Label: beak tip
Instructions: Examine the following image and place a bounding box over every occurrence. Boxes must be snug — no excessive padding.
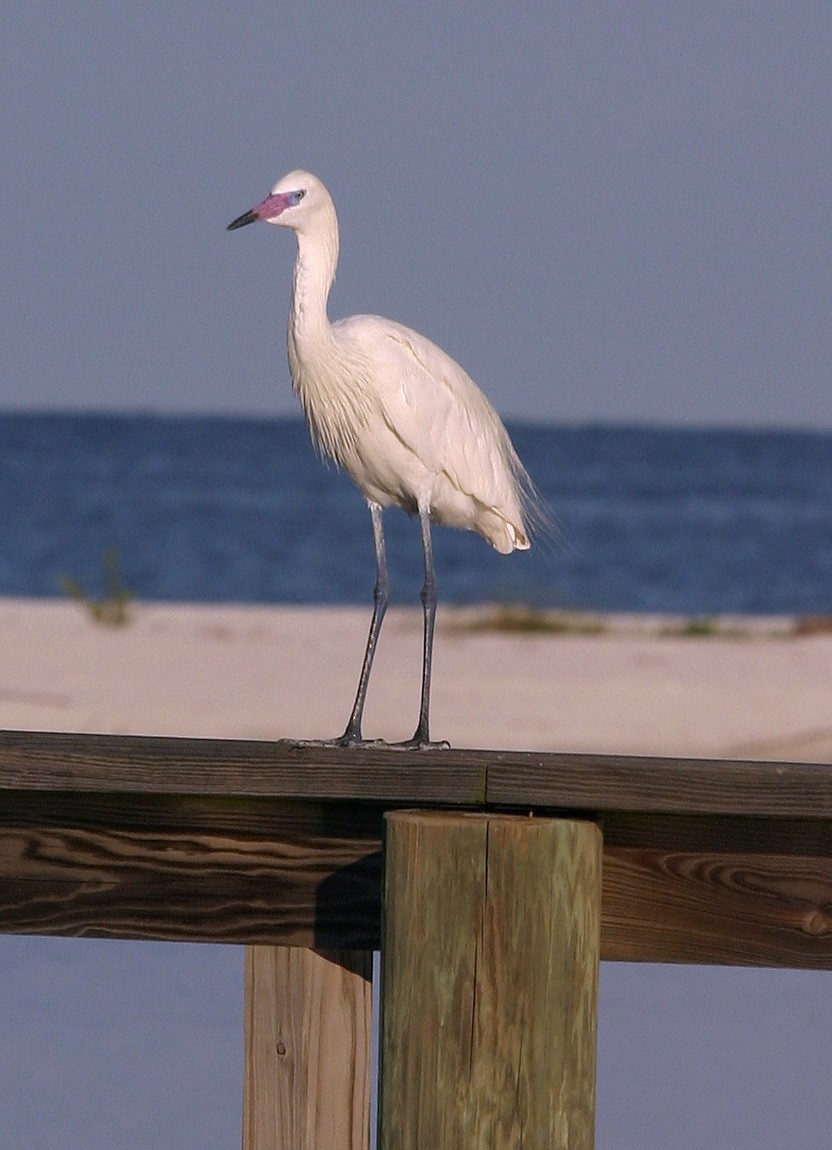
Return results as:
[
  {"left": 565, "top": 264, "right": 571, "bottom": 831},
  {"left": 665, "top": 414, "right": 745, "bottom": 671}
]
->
[{"left": 227, "top": 209, "right": 259, "bottom": 232}]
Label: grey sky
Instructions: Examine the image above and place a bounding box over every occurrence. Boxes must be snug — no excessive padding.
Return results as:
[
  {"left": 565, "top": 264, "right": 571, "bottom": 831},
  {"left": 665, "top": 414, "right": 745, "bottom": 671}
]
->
[{"left": 2, "top": 3, "right": 830, "bottom": 426}]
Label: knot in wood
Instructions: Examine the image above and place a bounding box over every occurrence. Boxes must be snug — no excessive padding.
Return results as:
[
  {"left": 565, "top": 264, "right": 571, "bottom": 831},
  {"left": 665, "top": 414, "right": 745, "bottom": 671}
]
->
[{"left": 802, "top": 909, "right": 832, "bottom": 937}]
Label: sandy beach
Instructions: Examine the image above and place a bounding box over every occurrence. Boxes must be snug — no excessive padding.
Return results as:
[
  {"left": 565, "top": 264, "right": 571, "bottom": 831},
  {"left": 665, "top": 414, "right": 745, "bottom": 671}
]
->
[{"left": 2, "top": 596, "right": 830, "bottom": 762}]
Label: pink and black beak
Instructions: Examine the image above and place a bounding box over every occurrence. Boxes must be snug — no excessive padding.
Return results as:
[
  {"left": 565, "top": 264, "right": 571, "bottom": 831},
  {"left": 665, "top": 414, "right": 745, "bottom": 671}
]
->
[
  {"left": 227, "top": 189, "right": 305, "bottom": 231},
  {"left": 226, "top": 206, "right": 259, "bottom": 231}
]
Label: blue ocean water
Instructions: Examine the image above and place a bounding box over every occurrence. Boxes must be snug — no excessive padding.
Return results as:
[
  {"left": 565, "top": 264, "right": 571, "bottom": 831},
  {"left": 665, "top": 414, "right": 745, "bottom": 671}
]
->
[{"left": 2, "top": 412, "right": 831, "bottom": 614}]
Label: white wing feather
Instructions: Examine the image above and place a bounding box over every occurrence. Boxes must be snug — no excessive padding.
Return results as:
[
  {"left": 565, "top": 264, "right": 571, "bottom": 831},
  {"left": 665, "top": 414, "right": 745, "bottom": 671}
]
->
[{"left": 333, "top": 314, "right": 532, "bottom": 552}]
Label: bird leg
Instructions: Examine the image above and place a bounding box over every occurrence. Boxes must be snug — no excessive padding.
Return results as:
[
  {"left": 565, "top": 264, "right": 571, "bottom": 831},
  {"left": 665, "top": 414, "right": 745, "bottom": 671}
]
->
[
  {"left": 338, "top": 501, "right": 389, "bottom": 745},
  {"left": 399, "top": 506, "right": 448, "bottom": 750}
]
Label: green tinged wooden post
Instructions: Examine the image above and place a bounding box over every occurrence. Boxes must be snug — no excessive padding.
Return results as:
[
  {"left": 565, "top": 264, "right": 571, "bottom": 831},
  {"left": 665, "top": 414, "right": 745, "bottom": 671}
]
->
[
  {"left": 379, "top": 811, "right": 602, "bottom": 1149},
  {"left": 243, "top": 946, "right": 372, "bottom": 1150}
]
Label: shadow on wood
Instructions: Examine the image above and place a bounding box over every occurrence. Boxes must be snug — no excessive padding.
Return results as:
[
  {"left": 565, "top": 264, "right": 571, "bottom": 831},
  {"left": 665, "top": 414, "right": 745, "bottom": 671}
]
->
[{"left": 314, "top": 850, "right": 383, "bottom": 954}]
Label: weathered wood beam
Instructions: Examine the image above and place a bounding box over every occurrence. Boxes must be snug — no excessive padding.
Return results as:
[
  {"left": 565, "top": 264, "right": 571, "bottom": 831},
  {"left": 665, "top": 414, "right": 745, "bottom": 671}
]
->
[
  {"left": 0, "top": 817, "right": 380, "bottom": 947},
  {"left": 487, "top": 752, "right": 832, "bottom": 817},
  {"left": 3, "top": 731, "right": 832, "bottom": 819},
  {"left": 2, "top": 809, "right": 831, "bottom": 967},
  {"left": 0, "top": 730, "right": 487, "bottom": 804}
]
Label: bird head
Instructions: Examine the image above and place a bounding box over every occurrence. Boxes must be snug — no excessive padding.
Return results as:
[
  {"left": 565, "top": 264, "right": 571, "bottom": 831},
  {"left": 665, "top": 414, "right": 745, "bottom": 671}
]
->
[{"left": 227, "top": 170, "right": 332, "bottom": 235}]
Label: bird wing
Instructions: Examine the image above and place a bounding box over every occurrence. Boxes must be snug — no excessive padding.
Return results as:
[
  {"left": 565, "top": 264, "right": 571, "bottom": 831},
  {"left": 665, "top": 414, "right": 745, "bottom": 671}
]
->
[{"left": 334, "top": 314, "right": 524, "bottom": 510}]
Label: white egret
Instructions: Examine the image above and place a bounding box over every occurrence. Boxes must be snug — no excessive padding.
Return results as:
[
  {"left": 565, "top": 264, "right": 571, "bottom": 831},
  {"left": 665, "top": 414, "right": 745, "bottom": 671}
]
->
[{"left": 228, "top": 170, "right": 536, "bottom": 747}]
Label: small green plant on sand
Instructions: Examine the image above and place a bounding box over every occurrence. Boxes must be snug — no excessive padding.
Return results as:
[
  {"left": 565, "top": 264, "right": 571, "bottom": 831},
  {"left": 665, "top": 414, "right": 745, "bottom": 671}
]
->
[
  {"left": 60, "top": 546, "right": 132, "bottom": 626},
  {"left": 460, "top": 603, "right": 606, "bottom": 635},
  {"left": 678, "top": 616, "right": 718, "bottom": 637}
]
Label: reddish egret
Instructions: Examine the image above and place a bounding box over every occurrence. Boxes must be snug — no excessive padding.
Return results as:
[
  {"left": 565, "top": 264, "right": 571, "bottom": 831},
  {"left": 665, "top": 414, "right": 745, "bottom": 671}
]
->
[{"left": 228, "top": 170, "right": 535, "bottom": 747}]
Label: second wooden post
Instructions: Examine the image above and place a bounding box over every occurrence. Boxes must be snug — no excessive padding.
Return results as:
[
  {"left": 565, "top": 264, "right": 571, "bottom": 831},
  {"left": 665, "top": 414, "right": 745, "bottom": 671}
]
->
[
  {"left": 243, "top": 946, "right": 372, "bottom": 1150},
  {"left": 379, "top": 811, "right": 602, "bottom": 1149}
]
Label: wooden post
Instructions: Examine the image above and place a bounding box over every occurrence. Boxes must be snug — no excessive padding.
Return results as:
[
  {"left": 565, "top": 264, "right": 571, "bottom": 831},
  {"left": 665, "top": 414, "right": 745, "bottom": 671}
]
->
[
  {"left": 379, "top": 811, "right": 602, "bottom": 1149},
  {"left": 243, "top": 946, "right": 372, "bottom": 1150}
]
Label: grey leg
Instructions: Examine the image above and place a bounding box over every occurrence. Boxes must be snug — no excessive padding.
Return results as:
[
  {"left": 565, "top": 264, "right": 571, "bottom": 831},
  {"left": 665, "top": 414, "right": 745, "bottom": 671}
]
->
[
  {"left": 339, "top": 501, "right": 389, "bottom": 745},
  {"left": 408, "top": 506, "right": 440, "bottom": 747}
]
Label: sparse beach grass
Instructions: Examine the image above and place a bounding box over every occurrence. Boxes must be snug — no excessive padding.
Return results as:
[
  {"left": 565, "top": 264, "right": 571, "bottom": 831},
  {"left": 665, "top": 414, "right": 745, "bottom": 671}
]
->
[
  {"left": 449, "top": 602, "right": 805, "bottom": 639},
  {"left": 60, "top": 546, "right": 132, "bottom": 626},
  {"left": 451, "top": 603, "right": 607, "bottom": 636}
]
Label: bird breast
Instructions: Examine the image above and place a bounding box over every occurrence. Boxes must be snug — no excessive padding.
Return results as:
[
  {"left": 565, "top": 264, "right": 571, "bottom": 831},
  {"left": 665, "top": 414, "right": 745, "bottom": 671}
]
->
[{"left": 287, "top": 323, "right": 375, "bottom": 469}]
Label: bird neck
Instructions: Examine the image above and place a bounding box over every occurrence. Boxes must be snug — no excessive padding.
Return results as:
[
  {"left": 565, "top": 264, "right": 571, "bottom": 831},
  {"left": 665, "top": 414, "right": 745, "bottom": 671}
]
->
[
  {"left": 289, "top": 213, "right": 340, "bottom": 347},
  {"left": 286, "top": 208, "right": 371, "bottom": 466}
]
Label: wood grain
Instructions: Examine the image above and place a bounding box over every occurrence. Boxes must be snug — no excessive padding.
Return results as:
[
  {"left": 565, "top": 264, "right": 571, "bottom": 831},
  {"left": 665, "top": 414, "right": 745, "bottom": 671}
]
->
[
  {"left": 243, "top": 947, "right": 372, "bottom": 1150},
  {"left": 486, "top": 752, "right": 832, "bottom": 817},
  {"left": 602, "top": 847, "right": 832, "bottom": 967},
  {"left": 0, "top": 822, "right": 380, "bottom": 946},
  {"left": 379, "top": 812, "right": 602, "bottom": 1149}
]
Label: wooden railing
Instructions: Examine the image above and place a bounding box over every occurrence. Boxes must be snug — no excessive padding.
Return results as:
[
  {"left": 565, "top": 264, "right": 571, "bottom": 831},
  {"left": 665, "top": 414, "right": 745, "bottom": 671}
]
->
[{"left": 2, "top": 730, "right": 832, "bottom": 1146}]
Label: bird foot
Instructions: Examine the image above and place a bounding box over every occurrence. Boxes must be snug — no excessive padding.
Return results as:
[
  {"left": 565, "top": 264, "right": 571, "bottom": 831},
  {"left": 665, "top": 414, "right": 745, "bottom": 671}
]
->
[
  {"left": 275, "top": 737, "right": 334, "bottom": 748},
  {"left": 334, "top": 734, "right": 390, "bottom": 749},
  {"left": 385, "top": 737, "right": 451, "bottom": 751},
  {"left": 275, "top": 735, "right": 387, "bottom": 749}
]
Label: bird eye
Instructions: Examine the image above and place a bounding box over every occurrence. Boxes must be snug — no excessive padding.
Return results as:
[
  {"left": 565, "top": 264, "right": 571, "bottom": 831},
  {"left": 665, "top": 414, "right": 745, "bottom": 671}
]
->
[{"left": 286, "top": 190, "right": 305, "bottom": 206}]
